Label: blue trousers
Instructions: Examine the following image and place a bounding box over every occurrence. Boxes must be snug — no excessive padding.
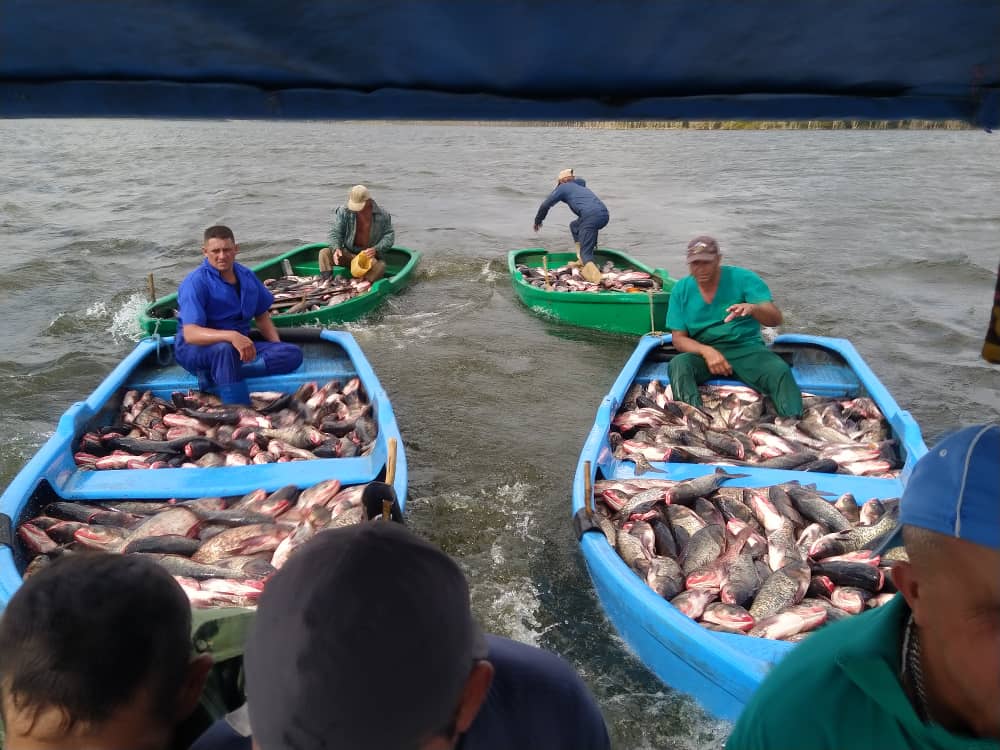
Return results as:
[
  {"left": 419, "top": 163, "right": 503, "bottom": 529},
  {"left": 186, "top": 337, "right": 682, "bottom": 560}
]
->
[
  {"left": 569, "top": 209, "right": 610, "bottom": 263},
  {"left": 175, "top": 340, "right": 303, "bottom": 386}
]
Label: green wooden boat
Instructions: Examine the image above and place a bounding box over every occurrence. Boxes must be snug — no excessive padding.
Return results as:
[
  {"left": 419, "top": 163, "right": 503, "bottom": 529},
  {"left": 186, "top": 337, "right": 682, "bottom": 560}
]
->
[
  {"left": 138, "top": 243, "right": 422, "bottom": 336},
  {"left": 508, "top": 248, "right": 676, "bottom": 336}
]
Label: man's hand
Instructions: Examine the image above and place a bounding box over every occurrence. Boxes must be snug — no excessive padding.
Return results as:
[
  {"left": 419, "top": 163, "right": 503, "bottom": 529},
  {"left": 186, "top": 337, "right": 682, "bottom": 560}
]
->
[
  {"left": 702, "top": 346, "right": 732, "bottom": 376},
  {"left": 363, "top": 248, "right": 377, "bottom": 259},
  {"left": 332, "top": 248, "right": 344, "bottom": 264},
  {"left": 724, "top": 303, "right": 756, "bottom": 323},
  {"left": 533, "top": 224, "right": 541, "bottom": 232},
  {"left": 230, "top": 332, "right": 256, "bottom": 362}
]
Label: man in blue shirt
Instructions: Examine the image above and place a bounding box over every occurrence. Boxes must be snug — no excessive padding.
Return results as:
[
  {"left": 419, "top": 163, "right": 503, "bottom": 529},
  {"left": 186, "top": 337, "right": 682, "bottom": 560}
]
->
[
  {"left": 174, "top": 226, "right": 303, "bottom": 404},
  {"left": 533, "top": 168, "right": 610, "bottom": 284},
  {"left": 191, "top": 522, "right": 611, "bottom": 750}
]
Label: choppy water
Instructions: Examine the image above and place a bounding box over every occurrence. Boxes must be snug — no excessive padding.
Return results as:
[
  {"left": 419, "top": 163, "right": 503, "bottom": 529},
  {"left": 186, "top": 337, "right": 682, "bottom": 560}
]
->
[{"left": 1, "top": 120, "right": 998, "bottom": 749}]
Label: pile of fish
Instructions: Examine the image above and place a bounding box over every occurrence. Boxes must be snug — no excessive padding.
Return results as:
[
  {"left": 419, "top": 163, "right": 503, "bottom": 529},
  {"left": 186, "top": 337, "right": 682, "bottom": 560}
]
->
[
  {"left": 17, "top": 480, "right": 375, "bottom": 608},
  {"left": 73, "top": 379, "right": 377, "bottom": 470},
  {"left": 517, "top": 261, "right": 663, "bottom": 293},
  {"left": 611, "top": 382, "right": 901, "bottom": 478},
  {"left": 263, "top": 273, "right": 372, "bottom": 315},
  {"left": 593, "top": 470, "right": 904, "bottom": 640}
]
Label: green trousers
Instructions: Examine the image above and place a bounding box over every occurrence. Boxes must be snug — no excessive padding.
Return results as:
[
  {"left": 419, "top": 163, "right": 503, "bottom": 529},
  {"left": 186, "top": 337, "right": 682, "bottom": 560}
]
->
[{"left": 668, "top": 345, "right": 804, "bottom": 417}]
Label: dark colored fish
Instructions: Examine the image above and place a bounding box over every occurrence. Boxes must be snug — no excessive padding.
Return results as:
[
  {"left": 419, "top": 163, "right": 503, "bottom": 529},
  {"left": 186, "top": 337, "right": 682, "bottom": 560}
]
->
[
  {"left": 811, "top": 560, "right": 884, "bottom": 593},
  {"left": 748, "top": 561, "right": 811, "bottom": 620},
  {"left": 785, "top": 485, "right": 853, "bottom": 532},
  {"left": 666, "top": 468, "right": 748, "bottom": 506},
  {"left": 123, "top": 535, "right": 202, "bottom": 556},
  {"left": 646, "top": 555, "right": 685, "bottom": 599},
  {"left": 681, "top": 524, "right": 726, "bottom": 575}
]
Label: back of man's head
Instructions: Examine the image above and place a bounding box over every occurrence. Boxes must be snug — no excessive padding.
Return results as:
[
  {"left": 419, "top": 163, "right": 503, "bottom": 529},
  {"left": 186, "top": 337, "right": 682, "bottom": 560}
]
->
[
  {"left": 203, "top": 225, "right": 235, "bottom": 243},
  {"left": 245, "top": 522, "right": 489, "bottom": 750},
  {"left": 0, "top": 552, "right": 195, "bottom": 746}
]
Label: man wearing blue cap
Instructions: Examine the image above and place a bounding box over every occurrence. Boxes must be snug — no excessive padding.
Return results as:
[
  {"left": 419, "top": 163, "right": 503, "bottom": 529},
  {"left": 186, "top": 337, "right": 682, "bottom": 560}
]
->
[{"left": 726, "top": 423, "right": 1000, "bottom": 749}]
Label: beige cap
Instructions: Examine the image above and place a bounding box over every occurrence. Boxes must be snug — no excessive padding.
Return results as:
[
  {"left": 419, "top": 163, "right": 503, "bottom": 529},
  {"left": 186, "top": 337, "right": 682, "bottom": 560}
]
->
[
  {"left": 686, "top": 235, "right": 721, "bottom": 262},
  {"left": 557, "top": 168, "right": 574, "bottom": 182},
  {"left": 347, "top": 185, "right": 370, "bottom": 212}
]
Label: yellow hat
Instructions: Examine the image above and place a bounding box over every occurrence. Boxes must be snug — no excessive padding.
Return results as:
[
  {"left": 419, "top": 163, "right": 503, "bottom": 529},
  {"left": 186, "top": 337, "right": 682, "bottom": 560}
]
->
[{"left": 351, "top": 252, "right": 372, "bottom": 278}]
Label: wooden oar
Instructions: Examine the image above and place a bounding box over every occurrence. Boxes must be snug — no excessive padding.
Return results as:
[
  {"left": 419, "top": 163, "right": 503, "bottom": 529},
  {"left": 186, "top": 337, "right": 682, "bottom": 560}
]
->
[
  {"left": 146, "top": 273, "right": 157, "bottom": 303},
  {"left": 386, "top": 437, "right": 398, "bottom": 485},
  {"left": 584, "top": 460, "right": 593, "bottom": 519},
  {"left": 542, "top": 256, "right": 551, "bottom": 291},
  {"left": 382, "top": 437, "right": 399, "bottom": 521}
]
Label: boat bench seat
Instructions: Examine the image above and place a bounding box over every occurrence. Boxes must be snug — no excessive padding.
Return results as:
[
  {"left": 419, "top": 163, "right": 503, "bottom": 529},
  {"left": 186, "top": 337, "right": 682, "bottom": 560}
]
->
[{"left": 633, "top": 360, "right": 862, "bottom": 400}]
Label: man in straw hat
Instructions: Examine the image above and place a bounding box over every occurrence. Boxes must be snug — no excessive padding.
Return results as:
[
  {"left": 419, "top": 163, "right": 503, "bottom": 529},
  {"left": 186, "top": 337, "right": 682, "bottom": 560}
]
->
[
  {"left": 318, "top": 184, "right": 395, "bottom": 284},
  {"left": 191, "top": 522, "right": 611, "bottom": 750},
  {"left": 727, "top": 423, "right": 1000, "bottom": 749},
  {"left": 666, "top": 235, "right": 803, "bottom": 417},
  {"left": 533, "top": 168, "right": 610, "bottom": 284}
]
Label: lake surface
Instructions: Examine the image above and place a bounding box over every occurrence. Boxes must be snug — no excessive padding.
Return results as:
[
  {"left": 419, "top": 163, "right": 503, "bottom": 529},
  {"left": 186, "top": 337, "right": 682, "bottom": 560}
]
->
[{"left": 1, "top": 120, "right": 998, "bottom": 749}]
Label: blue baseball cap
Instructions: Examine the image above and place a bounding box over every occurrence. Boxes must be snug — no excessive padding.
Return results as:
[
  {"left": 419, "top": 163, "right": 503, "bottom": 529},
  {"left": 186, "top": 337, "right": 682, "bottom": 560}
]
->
[{"left": 879, "top": 423, "right": 999, "bottom": 552}]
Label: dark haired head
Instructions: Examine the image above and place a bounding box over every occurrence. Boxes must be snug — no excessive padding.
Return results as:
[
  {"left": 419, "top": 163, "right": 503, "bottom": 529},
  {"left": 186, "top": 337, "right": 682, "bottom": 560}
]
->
[
  {"left": 203, "top": 225, "right": 235, "bottom": 244},
  {"left": 0, "top": 553, "right": 194, "bottom": 738}
]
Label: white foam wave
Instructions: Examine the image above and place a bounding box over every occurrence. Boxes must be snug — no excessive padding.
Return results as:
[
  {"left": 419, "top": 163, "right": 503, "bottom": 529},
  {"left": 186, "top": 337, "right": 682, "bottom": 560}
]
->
[
  {"left": 108, "top": 292, "right": 150, "bottom": 342},
  {"left": 84, "top": 301, "right": 109, "bottom": 318}
]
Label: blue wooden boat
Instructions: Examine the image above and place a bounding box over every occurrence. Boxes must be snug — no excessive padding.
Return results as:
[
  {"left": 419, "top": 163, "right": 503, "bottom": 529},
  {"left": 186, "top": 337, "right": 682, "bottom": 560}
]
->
[
  {"left": 571, "top": 334, "right": 927, "bottom": 721},
  {"left": 0, "top": 328, "right": 407, "bottom": 608}
]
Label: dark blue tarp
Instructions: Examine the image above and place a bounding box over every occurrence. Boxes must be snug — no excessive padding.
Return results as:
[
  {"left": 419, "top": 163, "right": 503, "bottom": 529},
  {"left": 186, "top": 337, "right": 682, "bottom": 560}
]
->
[{"left": 1, "top": 0, "right": 998, "bottom": 126}]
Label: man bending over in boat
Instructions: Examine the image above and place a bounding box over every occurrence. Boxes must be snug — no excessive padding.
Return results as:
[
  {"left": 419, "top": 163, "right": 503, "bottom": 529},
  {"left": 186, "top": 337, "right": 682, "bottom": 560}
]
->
[
  {"left": 175, "top": 225, "right": 303, "bottom": 405},
  {"left": 533, "top": 168, "right": 610, "bottom": 285},
  {"left": 0, "top": 553, "right": 212, "bottom": 750},
  {"left": 318, "top": 184, "right": 395, "bottom": 284},
  {"left": 667, "top": 235, "right": 803, "bottom": 417},
  {"left": 191, "top": 522, "right": 611, "bottom": 750},
  {"left": 726, "top": 424, "right": 1000, "bottom": 750}
]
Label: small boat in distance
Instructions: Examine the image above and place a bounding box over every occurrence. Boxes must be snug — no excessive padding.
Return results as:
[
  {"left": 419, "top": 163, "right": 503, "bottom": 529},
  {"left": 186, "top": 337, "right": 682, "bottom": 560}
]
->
[
  {"left": 139, "top": 243, "right": 422, "bottom": 336},
  {"left": 508, "top": 248, "right": 675, "bottom": 336}
]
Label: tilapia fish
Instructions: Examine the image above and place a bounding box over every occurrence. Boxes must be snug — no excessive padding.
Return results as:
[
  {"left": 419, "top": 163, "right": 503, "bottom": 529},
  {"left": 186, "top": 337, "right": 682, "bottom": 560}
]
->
[
  {"left": 73, "top": 378, "right": 378, "bottom": 471},
  {"left": 516, "top": 262, "right": 663, "bottom": 293},
  {"left": 17, "top": 480, "right": 385, "bottom": 609},
  {"left": 610, "top": 382, "right": 901, "bottom": 478},
  {"left": 593, "top": 476, "right": 900, "bottom": 642}
]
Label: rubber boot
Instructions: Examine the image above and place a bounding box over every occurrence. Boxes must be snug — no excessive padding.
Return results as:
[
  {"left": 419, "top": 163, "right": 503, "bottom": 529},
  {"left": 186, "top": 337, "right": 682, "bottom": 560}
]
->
[
  {"left": 567, "top": 243, "right": 583, "bottom": 268},
  {"left": 581, "top": 261, "right": 603, "bottom": 284},
  {"left": 319, "top": 270, "right": 333, "bottom": 282},
  {"left": 217, "top": 380, "right": 251, "bottom": 405}
]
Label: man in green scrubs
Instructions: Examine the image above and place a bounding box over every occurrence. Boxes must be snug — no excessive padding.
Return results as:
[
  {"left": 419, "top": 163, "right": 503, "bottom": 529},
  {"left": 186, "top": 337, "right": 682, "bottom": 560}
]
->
[
  {"left": 666, "top": 236, "right": 802, "bottom": 417},
  {"left": 726, "top": 423, "right": 1000, "bottom": 750}
]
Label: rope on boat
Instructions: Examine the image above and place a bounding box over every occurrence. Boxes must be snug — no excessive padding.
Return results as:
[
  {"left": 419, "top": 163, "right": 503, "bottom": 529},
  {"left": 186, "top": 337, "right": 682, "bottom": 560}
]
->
[
  {"left": 151, "top": 324, "right": 172, "bottom": 366},
  {"left": 647, "top": 290, "right": 665, "bottom": 336}
]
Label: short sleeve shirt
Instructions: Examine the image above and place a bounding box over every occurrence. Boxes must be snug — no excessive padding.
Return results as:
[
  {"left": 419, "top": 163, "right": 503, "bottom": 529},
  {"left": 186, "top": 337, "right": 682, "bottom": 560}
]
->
[{"left": 666, "top": 265, "right": 773, "bottom": 350}]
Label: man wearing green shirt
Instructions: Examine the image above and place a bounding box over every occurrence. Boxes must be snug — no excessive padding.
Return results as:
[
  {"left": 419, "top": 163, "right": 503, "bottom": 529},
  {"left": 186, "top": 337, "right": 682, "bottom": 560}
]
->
[
  {"left": 726, "top": 423, "right": 1000, "bottom": 750},
  {"left": 666, "top": 236, "right": 803, "bottom": 417}
]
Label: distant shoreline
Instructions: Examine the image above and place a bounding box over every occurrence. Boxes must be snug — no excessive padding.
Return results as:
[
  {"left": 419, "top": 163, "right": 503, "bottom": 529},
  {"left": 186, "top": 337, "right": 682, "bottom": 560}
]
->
[{"left": 397, "top": 119, "right": 972, "bottom": 130}]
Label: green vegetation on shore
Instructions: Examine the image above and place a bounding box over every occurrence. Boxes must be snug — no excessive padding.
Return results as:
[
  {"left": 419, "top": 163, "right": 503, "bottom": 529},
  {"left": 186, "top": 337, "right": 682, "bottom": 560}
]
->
[{"left": 402, "top": 119, "right": 972, "bottom": 130}]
